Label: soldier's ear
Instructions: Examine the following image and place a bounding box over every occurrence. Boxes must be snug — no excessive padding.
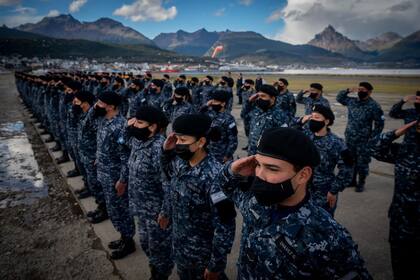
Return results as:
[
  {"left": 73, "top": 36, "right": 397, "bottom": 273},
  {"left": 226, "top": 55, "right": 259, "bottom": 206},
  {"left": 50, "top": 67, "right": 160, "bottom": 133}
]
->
[{"left": 149, "top": 123, "right": 158, "bottom": 134}]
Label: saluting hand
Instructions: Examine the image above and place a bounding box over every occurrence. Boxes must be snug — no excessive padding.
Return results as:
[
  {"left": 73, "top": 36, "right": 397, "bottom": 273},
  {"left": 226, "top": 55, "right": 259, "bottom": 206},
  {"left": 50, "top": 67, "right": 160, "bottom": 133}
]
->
[
  {"left": 163, "top": 132, "right": 177, "bottom": 151},
  {"left": 230, "top": 155, "right": 257, "bottom": 177},
  {"left": 395, "top": 120, "right": 417, "bottom": 137},
  {"left": 127, "top": 118, "right": 136, "bottom": 126},
  {"left": 403, "top": 95, "right": 420, "bottom": 103}
]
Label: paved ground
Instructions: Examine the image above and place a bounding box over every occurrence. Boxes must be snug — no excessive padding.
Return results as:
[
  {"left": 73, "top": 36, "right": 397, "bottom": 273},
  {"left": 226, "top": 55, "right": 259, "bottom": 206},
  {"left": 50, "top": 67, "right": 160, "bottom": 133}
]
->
[{"left": 1, "top": 72, "right": 412, "bottom": 279}]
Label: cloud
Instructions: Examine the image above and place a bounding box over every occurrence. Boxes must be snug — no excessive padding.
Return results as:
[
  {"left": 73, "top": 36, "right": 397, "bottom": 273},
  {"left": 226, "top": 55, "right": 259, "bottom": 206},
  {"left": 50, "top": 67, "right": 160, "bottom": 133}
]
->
[
  {"left": 0, "top": 7, "right": 59, "bottom": 27},
  {"left": 239, "top": 0, "right": 252, "bottom": 6},
  {"left": 214, "top": 7, "right": 226, "bottom": 17},
  {"left": 0, "top": 0, "right": 20, "bottom": 6},
  {"left": 113, "top": 0, "right": 177, "bottom": 22},
  {"left": 273, "top": 0, "right": 420, "bottom": 44},
  {"left": 47, "top": 10, "right": 60, "bottom": 17},
  {"left": 69, "top": 0, "right": 87, "bottom": 13},
  {"left": 266, "top": 8, "right": 282, "bottom": 23}
]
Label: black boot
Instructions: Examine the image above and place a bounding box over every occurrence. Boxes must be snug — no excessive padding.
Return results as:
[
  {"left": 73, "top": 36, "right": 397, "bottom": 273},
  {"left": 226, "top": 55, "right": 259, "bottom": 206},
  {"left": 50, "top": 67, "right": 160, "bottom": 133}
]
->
[
  {"left": 67, "top": 168, "right": 80, "bottom": 177},
  {"left": 150, "top": 265, "right": 170, "bottom": 280},
  {"left": 88, "top": 208, "right": 109, "bottom": 224},
  {"left": 77, "top": 188, "right": 92, "bottom": 199},
  {"left": 51, "top": 143, "right": 61, "bottom": 152},
  {"left": 45, "top": 136, "right": 54, "bottom": 143},
  {"left": 355, "top": 175, "right": 366, "bottom": 193},
  {"left": 56, "top": 152, "right": 70, "bottom": 164},
  {"left": 110, "top": 237, "right": 136, "bottom": 260}
]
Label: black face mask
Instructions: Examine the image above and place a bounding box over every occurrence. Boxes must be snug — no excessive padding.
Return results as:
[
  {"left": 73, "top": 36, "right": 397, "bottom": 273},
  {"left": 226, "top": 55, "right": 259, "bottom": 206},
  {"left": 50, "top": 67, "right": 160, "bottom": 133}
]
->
[
  {"left": 256, "top": 99, "right": 271, "bottom": 111},
  {"left": 308, "top": 119, "right": 326, "bottom": 133},
  {"left": 358, "top": 91, "right": 369, "bottom": 100},
  {"left": 112, "top": 84, "right": 120, "bottom": 90},
  {"left": 210, "top": 104, "right": 223, "bottom": 112},
  {"left": 309, "top": 93, "right": 318, "bottom": 99},
  {"left": 243, "top": 86, "right": 251, "bottom": 90},
  {"left": 174, "top": 97, "right": 184, "bottom": 103},
  {"left": 149, "top": 88, "right": 157, "bottom": 94},
  {"left": 93, "top": 105, "right": 107, "bottom": 117},
  {"left": 64, "top": 94, "right": 74, "bottom": 103},
  {"left": 128, "top": 126, "right": 151, "bottom": 141},
  {"left": 277, "top": 86, "right": 284, "bottom": 92},
  {"left": 175, "top": 143, "right": 195, "bottom": 161},
  {"left": 72, "top": 104, "right": 83, "bottom": 116},
  {"left": 250, "top": 175, "right": 296, "bottom": 206},
  {"left": 204, "top": 81, "right": 210, "bottom": 86},
  {"left": 100, "top": 82, "right": 107, "bottom": 87},
  {"left": 414, "top": 103, "right": 420, "bottom": 113}
]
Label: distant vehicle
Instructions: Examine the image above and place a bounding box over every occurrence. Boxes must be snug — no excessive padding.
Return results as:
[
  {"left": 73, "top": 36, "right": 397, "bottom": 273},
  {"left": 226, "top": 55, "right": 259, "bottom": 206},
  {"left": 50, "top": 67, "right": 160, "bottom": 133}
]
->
[{"left": 160, "top": 65, "right": 180, "bottom": 73}]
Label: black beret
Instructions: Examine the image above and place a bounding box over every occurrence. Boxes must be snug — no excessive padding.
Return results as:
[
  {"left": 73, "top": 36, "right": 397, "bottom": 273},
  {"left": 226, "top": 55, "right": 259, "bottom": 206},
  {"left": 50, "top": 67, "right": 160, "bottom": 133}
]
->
[
  {"left": 244, "top": 79, "right": 255, "bottom": 85},
  {"left": 135, "top": 105, "right": 167, "bottom": 129},
  {"left": 359, "top": 82, "right": 373, "bottom": 91},
  {"left": 278, "top": 78, "right": 289, "bottom": 86},
  {"left": 74, "top": 91, "right": 95, "bottom": 105},
  {"left": 206, "top": 75, "right": 214, "bottom": 81},
  {"left": 221, "top": 76, "right": 229, "bottom": 82},
  {"left": 209, "top": 89, "right": 229, "bottom": 102},
  {"left": 98, "top": 91, "right": 121, "bottom": 106},
  {"left": 191, "top": 77, "right": 199, "bottom": 83},
  {"left": 132, "top": 79, "right": 144, "bottom": 88},
  {"left": 179, "top": 74, "right": 186, "bottom": 80},
  {"left": 259, "top": 84, "right": 279, "bottom": 97},
  {"left": 310, "top": 83, "right": 323, "bottom": 91},
  {"left": 174, "top": 86, "right": 190, "bottom": 96},
  {"left": 151, "top": 79, "right": 164, "bottom": 89},
  {"left": 67, "top": 81, "right": 82, "bottom": 92},
  {"left": 163, "top": 74, "right": 170, "bottom": 79},
  {"left": 173, "top": 114, "right": 212, "bottom": 138},
  {"left": 312, "top": 104, "right": 335, "bottom": 126},
  {"left": 257, "top": 127, "right": 320, "bottom": 168}
]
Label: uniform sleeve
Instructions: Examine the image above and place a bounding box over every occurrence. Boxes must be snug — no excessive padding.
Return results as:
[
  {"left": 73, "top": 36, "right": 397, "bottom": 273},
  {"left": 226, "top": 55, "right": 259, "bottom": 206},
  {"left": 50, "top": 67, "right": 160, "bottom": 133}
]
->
[
  {"left": 225, "top": 118, "right": 238, "bottom": 159},
  {"left": 117, "top": 127, "right": 130, "bottom": 184},
  {"left": 207, "top": 205, "right": 235, "bottom": 272},
  {"left": 160, "top": 149, "right": 177, "bottom": 181},
  {"left": 371, "top": 131, "right": 399, "bottom": 164},
  {"left": 336, "top": 89, "right": 351, "bottom": 106},
  {"left": 389, "top": 100, "right": 406, "bottom": 119},
  {"left": 296, "top": 90, "right": 306, "bottom": 104},
  {"left": 370, "top": 104, "right": 385, "bottom": 140},
  {"left": 330, "top": 142, "right": 354, "bottom": 194},
  {"left": 290, "top": 93, "right": 297, "bottom": 116},
  {"left": 315, "top": 227, "right": 373, "bottom": 280}
]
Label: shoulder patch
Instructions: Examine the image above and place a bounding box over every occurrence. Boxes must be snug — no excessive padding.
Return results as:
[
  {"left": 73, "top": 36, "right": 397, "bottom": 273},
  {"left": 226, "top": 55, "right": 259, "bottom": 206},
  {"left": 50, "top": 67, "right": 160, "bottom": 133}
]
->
[
  {"left": 117, "top": 136, "right": 125, "bottom": 145},
  {"left": 229, "top": 122, "right": 236, "bottom": 129}
]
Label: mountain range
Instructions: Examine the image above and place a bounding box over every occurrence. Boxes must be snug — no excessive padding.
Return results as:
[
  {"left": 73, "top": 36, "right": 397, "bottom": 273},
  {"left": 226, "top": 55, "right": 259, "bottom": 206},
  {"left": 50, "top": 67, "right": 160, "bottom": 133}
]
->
[{"left": 1, "top": 14, "right": 419, "bottom": 66}]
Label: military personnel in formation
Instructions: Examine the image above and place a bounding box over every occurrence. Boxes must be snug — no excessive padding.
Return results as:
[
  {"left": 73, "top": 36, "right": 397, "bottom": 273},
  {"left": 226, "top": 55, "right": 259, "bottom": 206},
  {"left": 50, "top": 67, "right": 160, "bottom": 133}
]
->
[
  {"left": 94, "top": 75, "right": 111, "bottom": 97},
  {"left": 243, "top": 84, "right": 290, "bottom": 155},
  {"left": 296, "top": 105, "right": 353, "bottom": 216},
  {"left": 132, "top": 79, "right": 167, "bottom": 113},
  {"left": 296, "top": 82, "right": 330, "bottom": 114},
  {"left": 189, "top": 77, "right": 202, "bottom": 111},
  {"left": 126, "top": 106, "right": 173, "bottom": 279},
  {"left": 204, "top": 89, "right": 238, "bottom": 163},
  {"left": 162, "top": 86, "right": 195, "bottom": 123},
  {"left": 160, "top": 114, "right": 236, "bottom": 280},
  {"left": 389, "top": 91, "right": 420, "bottom": 145},
  {"left": 174, "top": 74, "right": 187, "bottom": 88},
  {"left": 211, "top": 127, "right": 372, "bottom": 279},
  {"left": 162, "top": 74, "right": 174, "bottom": 100},
  {"left": 371, "top": 120, "right": 420, "bottom": 280},
  {"left": 121, "top": 79, "right": 144, "bottom": 118},
  {"left": 236, "top": 73, "right": 243, "bottom": 105},
  {"left": 275, "top": 78, "right": 297, "bottom": 118},
  {"left": 72, "top": 91, "right": 109, "bottom": 223},
  {"left": 337, "top": 82, "right": 385, "bottom": 192},
  {"left": 94, "top": 91, "right": 135, "bottom": 259},
  {"left": 197, "top": 75, "right": 215, "bottom": 108},
  {"left": 239, "top": 79, "right": 255, "bottom": 149},
  {"left": 215, "top": 76, "right": 234, "bottom": 112}
]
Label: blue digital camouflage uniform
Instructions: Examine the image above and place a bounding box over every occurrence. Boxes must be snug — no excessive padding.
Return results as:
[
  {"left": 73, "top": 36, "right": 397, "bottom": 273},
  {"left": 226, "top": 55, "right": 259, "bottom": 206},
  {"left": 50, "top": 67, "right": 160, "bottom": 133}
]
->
[
  {"left": 240, "top": 88, "right": 255, "bottom": 137},
  {"left": 126, "top": 133, "right": 174, "bottom": 276},
  {"left": 371, "top": 130, "right": 420, "bottom": 280},
  {"left": 161, "top": 151, "right": 235, "bottom": 279},
  {"left": 277, "top": 89, "right": 297, "bottom": 118},
  {"left": 197, "top": 84, "right": 215, "bottom": 108},
  {"left": 162, "top": 81, "right": 174, "bottom": 100},
  {"left": 131, "top": 89, "right": 167, "bottom": 112},
  {"left": 206, "top": 109, "right": 238, "bottom": 162},
  {"left": 96, "top": 114, "right": 135, "bottom": 238},
  {"left": 305, "top": 130, "right": 353, "bottom": 215},
  {"left": 245, "top": 102, "right": 290, "bottom": 155},
  {"left": 58, "top": 90, "right": 70, "bottom": 153},
  {"left": 337, "top": 89, "right": 385, "bottom": 182},
  {"left": 212, "top": 164, "right": 373, "bottom": 279},
  {"left": 191, "top": 84, "right": 202, "bottom": 111},
  {"left": 296, "top": 91, "right": 331, "bottom": 115},
  {"left": 77, "top": 107, "right": 104, "bottom": 205},
  {"left": 162, "top": 100, "right": 195, "bottom": 123},
  {"left": 48, "top": 87, "right": 61, "bottom": 141},
  {"left": 389, "top": 99, "right": 420, "bottom": 145}
]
